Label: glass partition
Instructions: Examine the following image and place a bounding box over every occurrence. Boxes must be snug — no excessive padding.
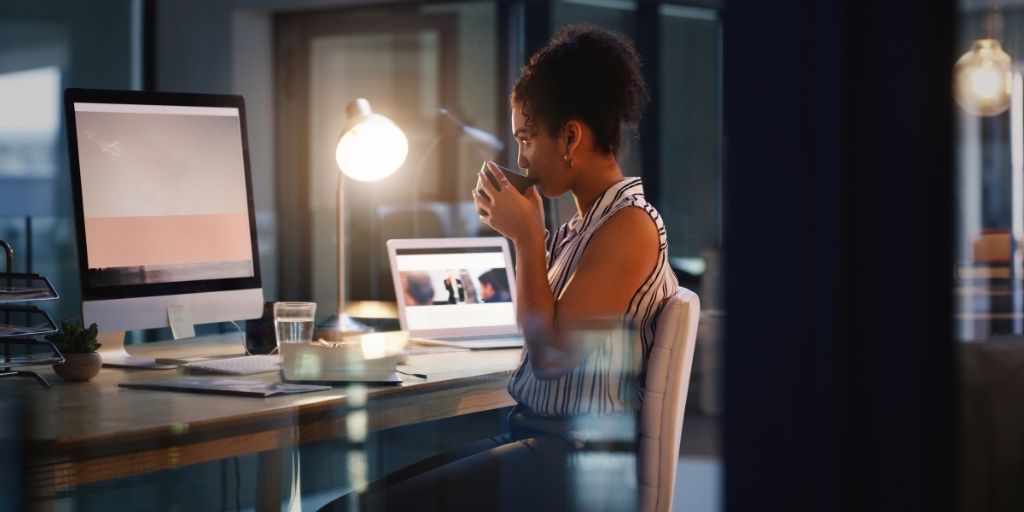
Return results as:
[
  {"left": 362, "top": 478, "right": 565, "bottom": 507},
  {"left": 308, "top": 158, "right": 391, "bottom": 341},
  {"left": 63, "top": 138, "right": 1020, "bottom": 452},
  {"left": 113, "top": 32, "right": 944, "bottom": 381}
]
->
[
  {"left": 956, "top": 5, "right": 1024, "bottom": 512},
  {"left": 0, "top": 2, "right": 138, "bottom": 323}
]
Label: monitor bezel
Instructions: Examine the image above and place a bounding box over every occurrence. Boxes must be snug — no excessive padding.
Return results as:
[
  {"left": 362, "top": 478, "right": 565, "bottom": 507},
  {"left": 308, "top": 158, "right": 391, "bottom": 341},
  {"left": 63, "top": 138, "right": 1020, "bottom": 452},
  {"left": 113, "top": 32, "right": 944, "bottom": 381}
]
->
[{"left": 64, "top": 88, "right": 262, "bottom": 301}]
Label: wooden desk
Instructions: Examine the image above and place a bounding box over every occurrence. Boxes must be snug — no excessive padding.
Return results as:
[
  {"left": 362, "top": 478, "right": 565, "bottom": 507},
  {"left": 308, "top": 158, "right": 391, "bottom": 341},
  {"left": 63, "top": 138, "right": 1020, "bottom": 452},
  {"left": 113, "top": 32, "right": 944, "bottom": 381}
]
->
[{"left": 10, "top": 338, "right": 520, "bottom": 505}]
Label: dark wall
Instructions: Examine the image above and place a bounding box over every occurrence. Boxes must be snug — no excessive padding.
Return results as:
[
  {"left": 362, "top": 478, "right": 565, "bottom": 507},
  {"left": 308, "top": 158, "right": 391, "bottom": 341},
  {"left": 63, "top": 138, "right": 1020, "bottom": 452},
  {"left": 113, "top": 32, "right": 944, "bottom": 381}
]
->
[{"left": 723, "top": 0, "right": 956, "bottom": 511}]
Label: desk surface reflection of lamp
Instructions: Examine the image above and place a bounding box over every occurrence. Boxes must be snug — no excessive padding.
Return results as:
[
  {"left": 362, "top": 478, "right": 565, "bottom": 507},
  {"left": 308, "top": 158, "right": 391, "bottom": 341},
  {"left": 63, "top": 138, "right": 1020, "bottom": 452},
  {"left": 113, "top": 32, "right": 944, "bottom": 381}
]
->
[{"left": 320, "top": 98, "right": 408, "bottom": 340}]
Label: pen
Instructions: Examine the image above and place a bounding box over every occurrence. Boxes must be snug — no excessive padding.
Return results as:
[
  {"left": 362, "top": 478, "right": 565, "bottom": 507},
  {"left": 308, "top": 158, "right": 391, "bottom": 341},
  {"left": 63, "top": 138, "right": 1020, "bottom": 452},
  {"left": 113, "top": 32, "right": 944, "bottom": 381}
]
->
[{"left": 397, "top": 370, "right": 427, "bottom": 379}]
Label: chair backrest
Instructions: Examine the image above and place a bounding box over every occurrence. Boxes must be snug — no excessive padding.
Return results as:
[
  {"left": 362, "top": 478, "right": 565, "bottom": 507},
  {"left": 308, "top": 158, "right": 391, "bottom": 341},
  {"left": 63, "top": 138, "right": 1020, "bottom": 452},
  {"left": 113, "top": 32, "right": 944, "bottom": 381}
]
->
[{"left": 639, "top": 287, "right": 700, "bottom": 512}]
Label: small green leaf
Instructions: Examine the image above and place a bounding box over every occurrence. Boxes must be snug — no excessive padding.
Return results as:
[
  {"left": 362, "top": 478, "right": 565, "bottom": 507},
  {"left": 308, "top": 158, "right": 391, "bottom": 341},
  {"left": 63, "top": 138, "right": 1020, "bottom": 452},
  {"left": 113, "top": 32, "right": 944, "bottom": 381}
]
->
[{"left": 48, "top": 321, "right": 101, "bottom": 353}]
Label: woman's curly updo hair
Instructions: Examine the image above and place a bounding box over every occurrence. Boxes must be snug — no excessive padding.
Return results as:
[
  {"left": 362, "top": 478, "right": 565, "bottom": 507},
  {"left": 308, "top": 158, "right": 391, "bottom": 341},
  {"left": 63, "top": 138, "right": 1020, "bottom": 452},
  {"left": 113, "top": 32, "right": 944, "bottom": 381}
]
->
[{"left": 512, "top": 25, "right": 648, "bottom": 156}]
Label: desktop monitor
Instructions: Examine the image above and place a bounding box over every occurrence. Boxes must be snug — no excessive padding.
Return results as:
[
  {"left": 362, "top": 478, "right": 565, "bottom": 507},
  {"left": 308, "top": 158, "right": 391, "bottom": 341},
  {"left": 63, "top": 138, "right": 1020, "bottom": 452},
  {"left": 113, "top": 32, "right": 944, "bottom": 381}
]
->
[{"left": 64, "top": 88, "right": 263, "bottom": 367}]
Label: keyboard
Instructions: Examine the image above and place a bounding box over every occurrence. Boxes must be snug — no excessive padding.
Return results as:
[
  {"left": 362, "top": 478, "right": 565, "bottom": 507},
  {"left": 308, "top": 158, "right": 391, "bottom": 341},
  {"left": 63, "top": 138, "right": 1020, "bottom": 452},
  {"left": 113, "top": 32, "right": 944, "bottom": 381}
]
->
[{"left": 181, "top": 355, "right": 281, "bottom": 375}]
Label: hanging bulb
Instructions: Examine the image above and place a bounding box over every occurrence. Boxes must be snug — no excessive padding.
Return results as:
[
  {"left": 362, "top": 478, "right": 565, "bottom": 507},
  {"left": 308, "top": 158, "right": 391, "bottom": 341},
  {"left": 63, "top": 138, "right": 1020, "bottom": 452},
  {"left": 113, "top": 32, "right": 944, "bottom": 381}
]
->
[{"left": 954, "top": 38, "right": 1013, "bottom": 116}]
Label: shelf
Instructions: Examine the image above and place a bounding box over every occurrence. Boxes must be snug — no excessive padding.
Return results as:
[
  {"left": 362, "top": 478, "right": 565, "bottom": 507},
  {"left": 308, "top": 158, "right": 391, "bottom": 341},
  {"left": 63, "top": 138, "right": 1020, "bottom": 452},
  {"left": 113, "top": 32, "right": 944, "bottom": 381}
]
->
[
  {"left": 0, "top": 273, "right": 58, "bottom": 304},
  {"left": 0, "top": 305, "right": 57, "bottom": 339},
  {"left": 0, "top": 337, "right": 64, "bottom": 368}
]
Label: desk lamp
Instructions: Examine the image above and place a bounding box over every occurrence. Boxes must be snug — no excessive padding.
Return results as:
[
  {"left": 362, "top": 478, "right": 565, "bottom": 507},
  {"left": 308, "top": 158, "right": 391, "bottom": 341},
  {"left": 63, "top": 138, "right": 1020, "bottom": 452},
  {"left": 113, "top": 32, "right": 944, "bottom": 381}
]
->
[{"left": 322, "top": 98, "right": 408, "bottom": 338}]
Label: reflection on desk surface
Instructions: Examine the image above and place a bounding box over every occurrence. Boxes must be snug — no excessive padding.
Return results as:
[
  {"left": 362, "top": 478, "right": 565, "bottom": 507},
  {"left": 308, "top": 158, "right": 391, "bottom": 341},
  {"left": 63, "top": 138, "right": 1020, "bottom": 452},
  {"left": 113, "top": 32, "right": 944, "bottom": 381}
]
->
[
  {"left": 11, "top": 334, "right": 521, "bottom": 492},
  {"left": 8, "top": 334, "right": 519, "bottom": 440}
]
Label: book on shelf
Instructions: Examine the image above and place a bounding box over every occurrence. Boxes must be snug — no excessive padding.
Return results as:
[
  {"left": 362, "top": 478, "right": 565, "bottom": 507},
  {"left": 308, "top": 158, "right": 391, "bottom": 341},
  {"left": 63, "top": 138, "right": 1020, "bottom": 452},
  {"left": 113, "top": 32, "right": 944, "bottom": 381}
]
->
[
  {"left": 955, "top": 263, "right": 1024, "bottom": 281},
  {"left": 971, "top": 230, "right": 1017, "bottom": 263}
]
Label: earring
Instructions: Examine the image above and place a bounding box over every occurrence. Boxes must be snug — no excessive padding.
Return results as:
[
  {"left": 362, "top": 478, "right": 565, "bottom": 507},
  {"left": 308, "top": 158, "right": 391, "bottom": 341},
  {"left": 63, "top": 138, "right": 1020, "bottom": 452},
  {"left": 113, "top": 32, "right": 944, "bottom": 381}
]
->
[{"left": 563, "top": 154, "right": 573, "bottom": 169}]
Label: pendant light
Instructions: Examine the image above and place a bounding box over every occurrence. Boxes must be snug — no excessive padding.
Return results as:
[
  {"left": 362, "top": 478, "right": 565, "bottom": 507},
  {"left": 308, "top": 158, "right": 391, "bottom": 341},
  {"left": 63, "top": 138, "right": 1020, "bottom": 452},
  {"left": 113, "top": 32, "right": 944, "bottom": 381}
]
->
[{"left": 954, "top": 7, "right": 1013, "bottom": 116}]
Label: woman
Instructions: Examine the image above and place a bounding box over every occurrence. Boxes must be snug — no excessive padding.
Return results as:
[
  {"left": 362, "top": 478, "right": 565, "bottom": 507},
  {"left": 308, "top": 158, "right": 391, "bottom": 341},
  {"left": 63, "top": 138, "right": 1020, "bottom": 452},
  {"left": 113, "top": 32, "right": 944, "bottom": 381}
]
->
[{"left": 343, "top": 25, "right": 678, "bottom": 512}]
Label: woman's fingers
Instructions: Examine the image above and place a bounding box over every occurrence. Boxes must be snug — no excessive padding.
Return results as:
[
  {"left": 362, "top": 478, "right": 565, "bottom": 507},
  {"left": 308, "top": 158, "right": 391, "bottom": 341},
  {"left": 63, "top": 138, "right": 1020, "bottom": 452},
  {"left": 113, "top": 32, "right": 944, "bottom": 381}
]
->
[
  {"left": 472, "top": 188, "right": 491, "bottom": 218},
  {"left": 474, "top": 177, "right": 491, "bottom": 202},
  {"left": 485, "top": 161, "right": 514, "bottom": 191},
  {"left": 524, "top": 184, "right": 541, "bottom": 202},
  {"left": 476, "top": 162, "right": 533, "bottom": 231},
  {"left": 478, "top": 164, "right": 500, "bottom": 196}
]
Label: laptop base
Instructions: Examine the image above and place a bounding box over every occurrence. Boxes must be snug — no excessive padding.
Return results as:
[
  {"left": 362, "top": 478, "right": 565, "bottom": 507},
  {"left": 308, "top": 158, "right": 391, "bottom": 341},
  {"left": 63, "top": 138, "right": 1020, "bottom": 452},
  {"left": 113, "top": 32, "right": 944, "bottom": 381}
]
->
[{"left": 410, "top": 337, "right": 523, "bottom": 350}]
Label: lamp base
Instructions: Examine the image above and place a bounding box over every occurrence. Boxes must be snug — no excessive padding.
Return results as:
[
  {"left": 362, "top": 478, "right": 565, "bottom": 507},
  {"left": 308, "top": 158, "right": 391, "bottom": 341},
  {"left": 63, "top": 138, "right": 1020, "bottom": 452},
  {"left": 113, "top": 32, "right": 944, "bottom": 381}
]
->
[{"left": 316, "top": 313, "right": 373, "bottom": 341}]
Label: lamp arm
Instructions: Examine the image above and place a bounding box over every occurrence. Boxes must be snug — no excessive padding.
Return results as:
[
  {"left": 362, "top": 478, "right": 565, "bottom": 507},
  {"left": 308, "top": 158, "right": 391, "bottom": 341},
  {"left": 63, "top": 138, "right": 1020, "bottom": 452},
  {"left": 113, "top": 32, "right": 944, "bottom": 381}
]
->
[
  {"left": 438, "top": 108, "right": 504, "bottom": 152},
  {"left": 389, "top": 108, "right": 498, "bottom": 243},
  {"left": 461, "top": 125, "right": 504, "bottom": 153}
]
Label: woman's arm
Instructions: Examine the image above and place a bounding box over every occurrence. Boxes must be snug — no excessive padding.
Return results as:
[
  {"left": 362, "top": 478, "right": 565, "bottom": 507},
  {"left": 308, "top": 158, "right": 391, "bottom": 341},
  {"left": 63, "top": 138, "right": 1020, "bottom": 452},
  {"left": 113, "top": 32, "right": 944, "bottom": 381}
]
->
[
  {"left": 524, "top": 207, "right": 658, "bottom": 379},
  {"left": 475, "top": 166, "right": 659, "bottom": 380}
]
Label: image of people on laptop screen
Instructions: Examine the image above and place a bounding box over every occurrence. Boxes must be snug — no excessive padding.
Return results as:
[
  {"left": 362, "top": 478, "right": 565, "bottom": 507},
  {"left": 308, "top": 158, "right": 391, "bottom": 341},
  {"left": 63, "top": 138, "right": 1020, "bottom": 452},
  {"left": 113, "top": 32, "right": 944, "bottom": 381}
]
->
[
  {"left": 400, "top": 268, "right": 512, "bottom": 306},
  {"left": 393, "top": 247, "right": 516, "bottom": 332},
  {"left": 73, "top": 102, "right": 255, "bottom": 287}
]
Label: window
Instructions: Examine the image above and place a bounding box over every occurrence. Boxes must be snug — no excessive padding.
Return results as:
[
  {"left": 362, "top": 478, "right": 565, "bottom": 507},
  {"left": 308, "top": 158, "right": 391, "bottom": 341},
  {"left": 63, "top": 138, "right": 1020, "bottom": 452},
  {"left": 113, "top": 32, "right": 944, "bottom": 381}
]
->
[{"left": 275, "top": 2, "right": 501, "bottom": 310}]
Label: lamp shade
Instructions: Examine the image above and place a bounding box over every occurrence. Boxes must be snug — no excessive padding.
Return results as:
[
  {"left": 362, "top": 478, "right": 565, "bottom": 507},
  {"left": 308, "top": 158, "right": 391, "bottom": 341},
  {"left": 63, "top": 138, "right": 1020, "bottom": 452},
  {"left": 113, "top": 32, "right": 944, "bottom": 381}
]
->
[
  {"left": 954, "top": 39, "right": 1013, "bottom": 117},
  {"left": 335, "top": 98, "right": 408, "bottom": 181}
]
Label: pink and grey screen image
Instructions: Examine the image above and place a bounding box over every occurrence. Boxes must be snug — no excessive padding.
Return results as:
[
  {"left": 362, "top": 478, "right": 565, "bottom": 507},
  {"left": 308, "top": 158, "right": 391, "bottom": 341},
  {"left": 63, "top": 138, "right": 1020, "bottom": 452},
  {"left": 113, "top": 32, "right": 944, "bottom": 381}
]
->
[{"left": 74, "top": 103, "right": 254, "bottom": 287}]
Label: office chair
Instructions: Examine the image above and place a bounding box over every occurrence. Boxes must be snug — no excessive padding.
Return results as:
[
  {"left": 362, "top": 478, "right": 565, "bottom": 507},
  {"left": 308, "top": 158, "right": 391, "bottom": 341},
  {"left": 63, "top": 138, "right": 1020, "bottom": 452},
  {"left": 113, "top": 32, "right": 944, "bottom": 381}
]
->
[{"left": 638, "top": 287, "right": 700, "bottom": 512}]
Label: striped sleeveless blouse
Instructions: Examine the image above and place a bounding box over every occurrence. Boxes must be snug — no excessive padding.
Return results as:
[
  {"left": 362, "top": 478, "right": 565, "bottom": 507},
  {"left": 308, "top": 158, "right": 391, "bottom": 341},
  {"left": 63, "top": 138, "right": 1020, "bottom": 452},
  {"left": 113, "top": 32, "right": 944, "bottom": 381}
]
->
[{"left": 508, "top": 178, "right": 679, "bottom": 416}]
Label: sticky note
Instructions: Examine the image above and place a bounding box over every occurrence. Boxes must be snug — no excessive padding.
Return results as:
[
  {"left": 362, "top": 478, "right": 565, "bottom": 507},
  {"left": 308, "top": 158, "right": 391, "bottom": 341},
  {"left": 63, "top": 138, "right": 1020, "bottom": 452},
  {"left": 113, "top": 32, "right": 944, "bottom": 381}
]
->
[{"left": 167, "top": 301, "right": 196, "bottom": 340}]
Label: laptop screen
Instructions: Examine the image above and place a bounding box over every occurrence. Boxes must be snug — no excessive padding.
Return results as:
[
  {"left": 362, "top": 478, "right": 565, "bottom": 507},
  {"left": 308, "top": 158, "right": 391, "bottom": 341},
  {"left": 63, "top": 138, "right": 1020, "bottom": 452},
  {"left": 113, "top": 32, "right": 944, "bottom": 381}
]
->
[{"left": 389, "top": 239, "right": 517, "bottom": 334}]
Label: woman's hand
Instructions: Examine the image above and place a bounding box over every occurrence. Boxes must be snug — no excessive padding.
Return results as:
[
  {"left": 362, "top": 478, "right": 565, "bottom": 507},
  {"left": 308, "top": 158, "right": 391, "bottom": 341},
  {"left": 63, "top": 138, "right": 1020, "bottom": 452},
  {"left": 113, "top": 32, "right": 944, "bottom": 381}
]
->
[{"left": 473, "top": 162, "right": 544, "bottom": 244}]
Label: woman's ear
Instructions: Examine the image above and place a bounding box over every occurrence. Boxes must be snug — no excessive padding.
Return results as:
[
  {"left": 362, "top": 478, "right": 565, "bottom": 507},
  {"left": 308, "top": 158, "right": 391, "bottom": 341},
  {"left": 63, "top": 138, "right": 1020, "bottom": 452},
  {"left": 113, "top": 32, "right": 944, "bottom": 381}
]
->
[{"left": 563, "top": 120, "right": 583, "bottom": 158}]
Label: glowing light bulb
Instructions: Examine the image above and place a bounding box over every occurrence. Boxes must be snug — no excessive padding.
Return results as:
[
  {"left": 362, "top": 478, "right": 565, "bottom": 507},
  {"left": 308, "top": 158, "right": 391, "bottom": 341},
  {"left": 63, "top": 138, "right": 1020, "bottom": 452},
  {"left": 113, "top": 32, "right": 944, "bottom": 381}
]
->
[
  {"left": 335, "top": 99, "right": 408, "bottom": 181},
  {"left": 954, "top": 39, "right": 1013, "bottom": 116}
]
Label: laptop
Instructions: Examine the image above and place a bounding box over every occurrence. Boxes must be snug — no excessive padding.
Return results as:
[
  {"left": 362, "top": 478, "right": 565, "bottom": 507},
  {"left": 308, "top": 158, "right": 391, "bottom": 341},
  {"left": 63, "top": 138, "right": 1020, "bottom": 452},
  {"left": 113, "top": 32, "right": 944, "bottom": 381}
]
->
[{"left": 386, "top": 238, "right": 524, "bottom": 349}]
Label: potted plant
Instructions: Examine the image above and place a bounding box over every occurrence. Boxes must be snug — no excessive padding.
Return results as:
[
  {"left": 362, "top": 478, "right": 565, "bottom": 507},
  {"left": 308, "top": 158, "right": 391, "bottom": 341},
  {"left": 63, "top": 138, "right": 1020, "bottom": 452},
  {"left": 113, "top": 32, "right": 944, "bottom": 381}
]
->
[{"left": 46, "top": 321, "right": 102, "bottom": 382}]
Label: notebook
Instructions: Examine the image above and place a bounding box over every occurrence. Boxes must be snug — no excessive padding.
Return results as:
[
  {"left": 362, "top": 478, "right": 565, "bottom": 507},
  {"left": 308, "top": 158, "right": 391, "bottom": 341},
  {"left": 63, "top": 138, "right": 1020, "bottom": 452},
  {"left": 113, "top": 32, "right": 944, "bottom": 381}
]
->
[
  {"left": 119, "top": 377, "right": 330, "bottom": 397},
  {"left": 386, "top": 238, "right": 524, "bottom": 349}
]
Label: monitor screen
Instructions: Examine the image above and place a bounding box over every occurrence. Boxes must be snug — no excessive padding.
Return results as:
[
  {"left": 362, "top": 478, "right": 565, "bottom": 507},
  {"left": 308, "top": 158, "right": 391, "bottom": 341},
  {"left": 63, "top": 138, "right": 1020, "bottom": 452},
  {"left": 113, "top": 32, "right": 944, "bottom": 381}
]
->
[
  {"left": 65, "top": 89, "right": 262, "bottom": 340},
  {"left": 73, "top": 102, "right": 254, "bottom": 288},
  {"left": 392, "top": 245, "right": 516, "bottom": 332}
]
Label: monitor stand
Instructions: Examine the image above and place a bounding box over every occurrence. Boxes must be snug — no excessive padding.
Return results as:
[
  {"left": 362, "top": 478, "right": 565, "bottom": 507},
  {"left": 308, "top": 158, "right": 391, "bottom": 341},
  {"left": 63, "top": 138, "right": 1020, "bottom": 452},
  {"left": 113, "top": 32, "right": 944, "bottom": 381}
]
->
[{"left": 96, "top": 331, "right": 177, "bottom": 369}]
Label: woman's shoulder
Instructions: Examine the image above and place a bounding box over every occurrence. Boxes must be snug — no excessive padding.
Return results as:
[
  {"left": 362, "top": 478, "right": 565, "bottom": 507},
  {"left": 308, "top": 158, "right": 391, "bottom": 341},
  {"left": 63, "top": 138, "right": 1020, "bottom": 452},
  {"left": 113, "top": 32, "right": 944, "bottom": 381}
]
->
[
  {"left": 602, "top": 203, "right": 660, "bottom": 237},
  {"left": 595, "top": 179, "right": 656, "bottom": 218},
  {"left": 567, "top": 178, "right": 664, "bottom": 243},
  {"left": 583, "top": 204, "right": 660, "bottom": 263},
  {"left": 595, "top": 192, "right": 663, "bottom": 234}
]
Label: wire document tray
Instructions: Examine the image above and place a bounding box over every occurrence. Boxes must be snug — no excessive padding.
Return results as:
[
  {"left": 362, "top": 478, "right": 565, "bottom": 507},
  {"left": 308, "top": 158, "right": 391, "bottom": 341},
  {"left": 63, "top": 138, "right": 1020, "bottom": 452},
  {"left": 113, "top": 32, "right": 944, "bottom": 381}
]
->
[
  {"left": 0, "top": 337, "right": 64, "bottom": 368},
  {"left": 0, "top": 273, "right": 59, "bottom": 304},
  {"left": 0, "top": 240, "right": 64, "bottom": 387},
  {"left": 0, "top": 305, "right": 58, "bottom": 338}
]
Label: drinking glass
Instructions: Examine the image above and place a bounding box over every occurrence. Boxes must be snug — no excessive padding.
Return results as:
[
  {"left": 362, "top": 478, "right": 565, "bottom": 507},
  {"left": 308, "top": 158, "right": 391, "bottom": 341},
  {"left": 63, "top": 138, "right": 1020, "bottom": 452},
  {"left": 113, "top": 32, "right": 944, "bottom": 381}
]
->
[{"left": 273, "top": 302, "right": 316, "bottom": 347}]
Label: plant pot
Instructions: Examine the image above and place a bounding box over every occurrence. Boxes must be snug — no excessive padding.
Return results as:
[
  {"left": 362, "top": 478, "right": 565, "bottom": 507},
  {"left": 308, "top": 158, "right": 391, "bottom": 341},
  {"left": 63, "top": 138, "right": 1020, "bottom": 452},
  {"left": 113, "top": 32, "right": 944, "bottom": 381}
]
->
[{"left": 53, "top": 352, "right": 102, "bottom": 382}]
